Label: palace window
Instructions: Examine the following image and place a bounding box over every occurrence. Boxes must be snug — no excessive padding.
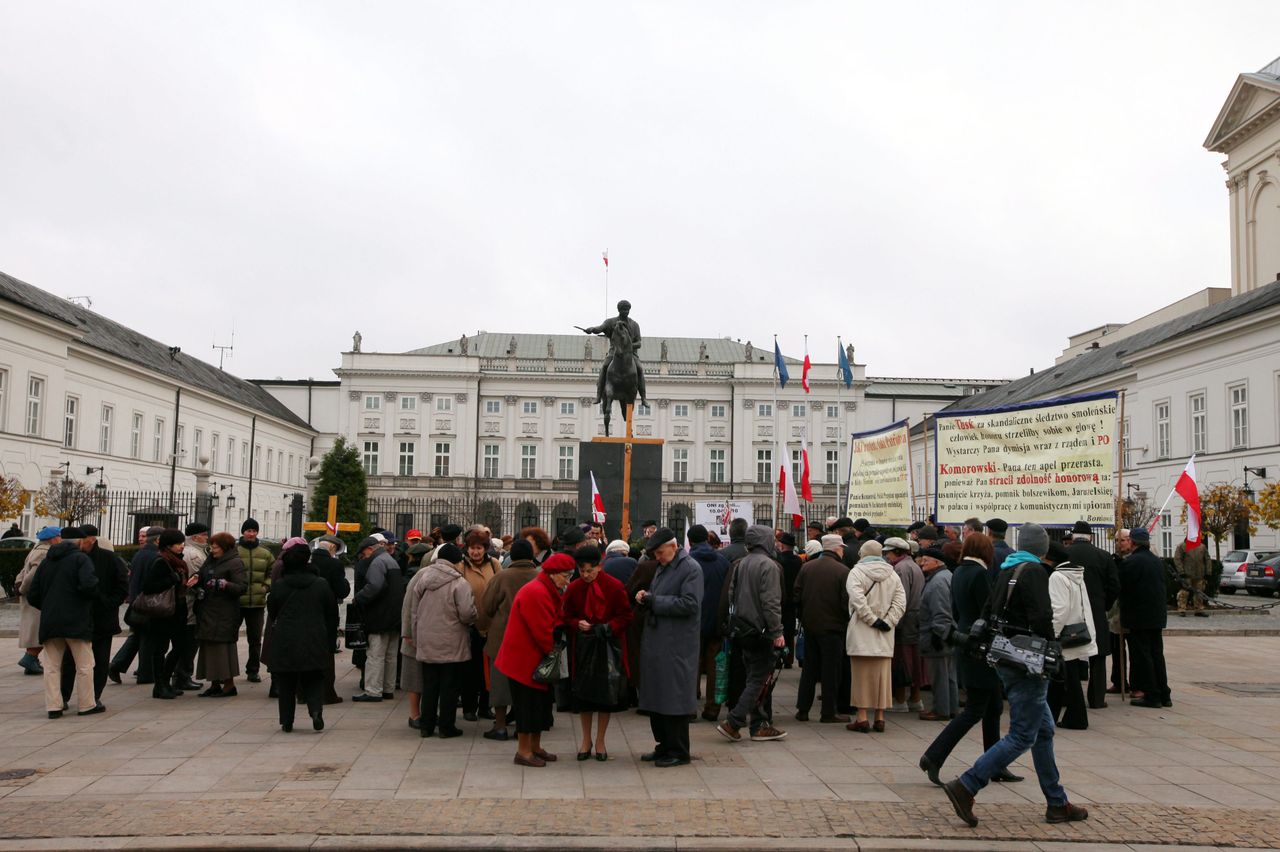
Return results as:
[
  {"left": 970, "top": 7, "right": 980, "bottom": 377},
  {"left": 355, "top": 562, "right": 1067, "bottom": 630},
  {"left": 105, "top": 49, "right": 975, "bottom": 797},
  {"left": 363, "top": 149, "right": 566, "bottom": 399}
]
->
[
  {"left": 362, "top": 441, "right": 380, "bottom": 476},
  {"left": 672, "top": 448, "right": 689, "bottom": 482},
  {"left": 710, "top": 404, "right": 726, "bottom": 418},
  {"left": 673, "top": 403, "right": 689, "bottom": 418},
  {"left": 485, "top": 400, "right": 501, "bottom": 414},
  {"left": 364, "top": 394, "right": 381, "bottom": 411},
  {"left": 435, "top": 442, "right": 452, "bottom": 477},
  {"left": 1155, "top": 401, "right": 1170, "bottom": 459},
  {"left": 100, "top": 405, "right": 114, "bottom": 455},
  {"left": 1189, "top": 392, "right": 1206, "bottom": 455},
  {"left": 560, "top": 401, "right": 576, "bottom": 416},
  {"left": 63, "top": 395, "right": 78, "bottom": 448},
  {"left": 756, "top": 448, "right": 772, "bottom": 484},
  {"left": 709, "top": 449, "right": 725, "bottom": 483},
  {"left": 26, "top": 376, "right": 44, "bottom": 437},
  {"left": 400, "top": 396, "right": 416, "bottom": 411},
  {"left": 557, "top": 445, "right": 575, "bottom": 480},
  {"left": 757, "top": 403, "right": 773, "bottom": 417},
  {"left": 482, "top": 444, "right": 500, "bottom": 478},
  {"left": 1230, "top": 383, "right": 1248, "bottom": 448},
  {"left": 520, "top": 445, "right": 538, "bottom": 478},
  {"left": 826, "top": 449, "right": 840, "bottom": 483},
  {"left": 399, "top": 442, "right": 416, "bottom": 476}
]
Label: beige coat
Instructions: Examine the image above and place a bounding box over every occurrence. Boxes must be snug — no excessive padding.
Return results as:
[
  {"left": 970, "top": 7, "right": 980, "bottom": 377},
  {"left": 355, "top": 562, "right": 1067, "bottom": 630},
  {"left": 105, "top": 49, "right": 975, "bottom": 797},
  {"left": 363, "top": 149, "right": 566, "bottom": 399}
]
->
[
  {"left": 16, "top": 542, "right": 50, "bottom": 649},
  {"left": 845, "top": 557, "right": 906, "bottom": 658},
  {"left": 410, "top": 560, "right": 477, "bottom": 664}
]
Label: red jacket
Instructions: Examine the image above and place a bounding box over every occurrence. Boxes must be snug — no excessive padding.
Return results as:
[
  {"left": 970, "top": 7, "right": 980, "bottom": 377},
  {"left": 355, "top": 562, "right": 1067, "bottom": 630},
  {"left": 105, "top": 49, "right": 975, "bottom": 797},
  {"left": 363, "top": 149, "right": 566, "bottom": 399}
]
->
[
  {"left": 562, "top": 572, "right": 633, "bottom": 678},
  {"left": 495, "top": 572, "right": 562, "bottom": 691}
]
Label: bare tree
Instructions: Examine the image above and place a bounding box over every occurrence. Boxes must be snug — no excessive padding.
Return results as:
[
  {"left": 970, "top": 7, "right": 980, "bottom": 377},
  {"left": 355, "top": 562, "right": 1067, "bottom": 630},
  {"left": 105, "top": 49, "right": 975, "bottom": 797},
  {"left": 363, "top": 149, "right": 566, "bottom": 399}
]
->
[
  {"left": 33, "top": 480, "right": 107, "bottom": 525},
  {"left": 1117, "top": 493, "right": 1158, "bottom": 531}
]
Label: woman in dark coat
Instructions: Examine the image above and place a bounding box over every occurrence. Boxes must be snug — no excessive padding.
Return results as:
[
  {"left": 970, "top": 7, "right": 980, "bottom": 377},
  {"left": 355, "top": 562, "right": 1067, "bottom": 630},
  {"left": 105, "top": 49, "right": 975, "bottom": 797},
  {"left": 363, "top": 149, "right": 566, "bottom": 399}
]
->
[
  {"left": 563, "top": 545, "right": 633, "bottom": 761},
  {"left": 918, "top": 533, "right": 1021, "bottom": 785},
  {"left": 195, "top": 532, "right": 247, "bottom": 697},
  {"left": 266, "top": 542, "right": 338, "bottom": 732},
  {"left": 143, "top": 529, "right": 199, "bottom": 700}
]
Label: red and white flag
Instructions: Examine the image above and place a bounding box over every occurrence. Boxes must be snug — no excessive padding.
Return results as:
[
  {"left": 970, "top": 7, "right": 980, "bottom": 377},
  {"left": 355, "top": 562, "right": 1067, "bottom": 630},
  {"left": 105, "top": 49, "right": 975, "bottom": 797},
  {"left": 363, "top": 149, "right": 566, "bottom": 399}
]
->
[
  {"left": 1175, "top": 456, "right": 1201, "bottom": 548},
  {"left": 776, "top": 435, "right": 803, "bottom": 528},
  {"left": 801, "top": 353, "right": 811, "bottom": 393},
  {"left": 589, "top": 470, "right": 607, "bottom": 524},
  {"left": 602, "top": 250, "right": 609, "bottom": 268},
  {"left": 800, "top": 444, "right": 813, "bottom": 502},
  {"left": 721, "top": 501, "right": 733, "bottom": 527}
]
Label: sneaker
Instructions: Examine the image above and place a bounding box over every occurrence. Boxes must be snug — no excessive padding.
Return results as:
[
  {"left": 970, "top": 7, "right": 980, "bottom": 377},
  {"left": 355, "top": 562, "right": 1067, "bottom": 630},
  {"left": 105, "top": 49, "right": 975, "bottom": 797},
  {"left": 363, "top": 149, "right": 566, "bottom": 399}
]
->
[
  {"left": 716, "top": 720, "right": 742, "bottom": 741},
  {"left": 1045, "top": 802, "right": 1089, "bottom": 823},
  {"left": 888, "top": 702, "right": 909, "bottom": 713},
  {"left": 750, "top": 726, "right": 787, "bottom": 741},
  {"left": 907, "top": 700, "right": 924, "bottom": 712}
]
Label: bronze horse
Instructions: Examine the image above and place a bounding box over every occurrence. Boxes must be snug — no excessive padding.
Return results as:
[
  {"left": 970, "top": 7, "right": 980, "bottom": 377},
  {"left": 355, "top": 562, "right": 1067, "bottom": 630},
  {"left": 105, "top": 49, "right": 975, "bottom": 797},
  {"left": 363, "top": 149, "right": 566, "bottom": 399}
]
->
[{"left": 602, "top": 322, "right": 638, "bottom": 437}]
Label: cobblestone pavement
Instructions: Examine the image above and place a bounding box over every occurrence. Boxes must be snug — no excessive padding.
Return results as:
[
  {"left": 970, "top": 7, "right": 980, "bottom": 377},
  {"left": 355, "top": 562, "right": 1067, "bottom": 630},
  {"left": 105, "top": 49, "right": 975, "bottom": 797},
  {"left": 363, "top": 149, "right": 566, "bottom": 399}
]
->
[{"left": 0, "top": 633, "right": 1276, "bottom": 848}]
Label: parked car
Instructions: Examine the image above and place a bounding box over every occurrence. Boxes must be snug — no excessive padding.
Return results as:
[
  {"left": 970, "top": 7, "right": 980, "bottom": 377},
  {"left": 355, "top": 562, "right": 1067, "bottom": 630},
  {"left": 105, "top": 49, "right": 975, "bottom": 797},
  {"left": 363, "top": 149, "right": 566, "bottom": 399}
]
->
[
  {"left": 1220, "top": 550, "right": 1277, "bottom": 593},
  {"left": 1244, "top": 554, "right": 1280, "bottom": 597},
  {"left": 0, "top": 537, "right": 34, "bottom": 551}
]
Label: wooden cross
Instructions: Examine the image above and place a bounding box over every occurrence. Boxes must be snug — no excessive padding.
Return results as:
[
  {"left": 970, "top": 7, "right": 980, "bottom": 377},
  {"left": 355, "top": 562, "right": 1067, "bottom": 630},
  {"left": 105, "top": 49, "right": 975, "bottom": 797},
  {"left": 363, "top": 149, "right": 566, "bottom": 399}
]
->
[
  {"left": 302, "top": 495, "right": 362, "bottom": 537},
  {"left": 592, "top": 405, "right": 663, "bottom": 542}
]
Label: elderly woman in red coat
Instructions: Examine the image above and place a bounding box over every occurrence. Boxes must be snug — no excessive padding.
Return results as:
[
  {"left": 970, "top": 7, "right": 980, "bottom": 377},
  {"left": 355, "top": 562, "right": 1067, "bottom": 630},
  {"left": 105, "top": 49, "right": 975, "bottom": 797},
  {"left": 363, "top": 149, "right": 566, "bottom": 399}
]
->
[
  {"left": 494, "top": 553, "right": 575, "bottom": 768},
  {"left": 563, "top": 544, "right": 633, "bottom": 761}
]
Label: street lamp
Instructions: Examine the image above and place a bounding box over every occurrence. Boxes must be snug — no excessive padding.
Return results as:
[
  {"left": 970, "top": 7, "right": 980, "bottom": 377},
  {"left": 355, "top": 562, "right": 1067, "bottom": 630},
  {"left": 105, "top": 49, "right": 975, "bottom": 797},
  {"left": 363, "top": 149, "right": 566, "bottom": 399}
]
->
[{"left": 1243, "top": 466, "right": 1267, "bottom": 502}]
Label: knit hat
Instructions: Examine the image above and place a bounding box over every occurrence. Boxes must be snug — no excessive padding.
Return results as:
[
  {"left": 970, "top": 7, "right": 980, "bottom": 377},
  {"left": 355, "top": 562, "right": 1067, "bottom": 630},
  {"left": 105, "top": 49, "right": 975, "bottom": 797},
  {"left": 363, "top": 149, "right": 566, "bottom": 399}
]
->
[
  {"left": 1018, "top": 524, "right": 1049, "bottom": 557},
  {"left": 606, "top": 539, "right": 630, "bottom": 554},
  {"left": 859, "top": 540, "right": 883, "bottom": 558},
  {"left": 438, "top": 543, "right": 464, "bottom": 564},
  {"left": 184, "top": 522, "right": 210, "bottom": 537},
  {"left": 36, "top": 526, "right": 61, "bottom": 542},
  {"left": 820, "top": 534, "right": 844, "bottom": 553},
  {"left": 79, "top": 524, "right": 99, "bottom": 537},
  {"left": 1130, "top": 527, "right": 1151, "bottom": 545},
  {"left": 509, "top": 539, "right": 534, "bottom": 561},
  {"left": 241, "top": 518, "right": 259, "bottom": 533},
  {"left": 158, "top": 529, "right": 185, "bottom": 549},
  {"left": 686, "top": 524, "right": 709, "bottom": 545},
  {"left": 542, "top": 553, "right": 576, "bottom": 574},
  {"left": 1071, "top": 520, "right": 1092, "bottom": 537},
  {"left": 281, "top": 536, "right": 309, "bottom": 553},
  {"left": 779, "top": 532, "right": 796, "bottom": 547},
  {"left": 804, "top": 540, "right": 822, "bottom": 557}
]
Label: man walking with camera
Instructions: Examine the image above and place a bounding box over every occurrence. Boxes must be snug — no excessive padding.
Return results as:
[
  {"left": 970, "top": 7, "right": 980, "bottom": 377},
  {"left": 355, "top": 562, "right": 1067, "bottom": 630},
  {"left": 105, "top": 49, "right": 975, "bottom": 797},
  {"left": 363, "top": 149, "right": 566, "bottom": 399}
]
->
[{"left": 942, "top": 523, "right": 1089, "bottom": 828}]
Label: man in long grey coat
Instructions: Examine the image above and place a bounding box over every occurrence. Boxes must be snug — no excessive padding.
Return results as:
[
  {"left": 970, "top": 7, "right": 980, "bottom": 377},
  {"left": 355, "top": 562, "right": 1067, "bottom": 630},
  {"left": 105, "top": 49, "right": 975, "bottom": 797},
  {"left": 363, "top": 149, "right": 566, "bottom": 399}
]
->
[{"left": 634, "top": 527, "right": 703, "bottom": 767}]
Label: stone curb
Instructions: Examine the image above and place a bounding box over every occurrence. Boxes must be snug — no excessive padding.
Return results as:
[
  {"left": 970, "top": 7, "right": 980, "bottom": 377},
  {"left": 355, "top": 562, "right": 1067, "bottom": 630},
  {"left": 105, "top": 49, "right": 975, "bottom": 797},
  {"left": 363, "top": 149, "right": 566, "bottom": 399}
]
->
[{"left": 0, "top": 837, "right": 1256, "bottom": 852}]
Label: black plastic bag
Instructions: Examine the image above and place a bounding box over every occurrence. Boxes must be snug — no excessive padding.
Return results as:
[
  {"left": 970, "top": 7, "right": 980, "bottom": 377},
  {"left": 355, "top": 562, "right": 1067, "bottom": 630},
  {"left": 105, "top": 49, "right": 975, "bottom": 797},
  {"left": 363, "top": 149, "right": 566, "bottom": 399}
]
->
[{"left": 572, "top": 631, "right": 623, "bottom": 707}]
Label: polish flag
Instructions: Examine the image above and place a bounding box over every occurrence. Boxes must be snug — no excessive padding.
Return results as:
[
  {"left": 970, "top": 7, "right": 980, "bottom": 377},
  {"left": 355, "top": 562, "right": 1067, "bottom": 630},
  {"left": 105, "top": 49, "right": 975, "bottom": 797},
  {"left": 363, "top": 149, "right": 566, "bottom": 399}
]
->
[
  {"left": 801, "top": 353, "right": 811, "bottom": 393},
  {"left": 589, "top": 471, "right": 607, "bottom": 523},
  {"left": 721, "top": 502, "right": 733, "bottom": 527},
  {"left": 776, "top": 435, "right": 803, "bottom": 528},
  {"left": 602, "top": 250, "right": 608, "bottom": 268},
  {"left": 800, "top": 445, "right": 813, "bottom": 502},
  {"left": 1175, "top": 456, "right": 1201, "bottom": 548}
]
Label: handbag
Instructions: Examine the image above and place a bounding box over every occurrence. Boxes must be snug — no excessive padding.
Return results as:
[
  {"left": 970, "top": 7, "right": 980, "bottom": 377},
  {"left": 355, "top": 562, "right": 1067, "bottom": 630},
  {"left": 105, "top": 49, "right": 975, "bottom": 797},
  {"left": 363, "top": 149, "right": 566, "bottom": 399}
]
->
[
  {"left": 571, "top": 631, "right": 624, "bottom": 706},
  {"left": 122, "top": 602, "right": 149, "bottom": 629},
  {"left": 724, "top": 563, "right": 766, "bottom": 646},
  {"left": 132, "top": 587, "right": 175, "bottom": 619},
  {"left": 1057, "top": 577, "right": 1092, "bottom": 649},
  {"left": 533, "top": 634, "right": 569, "bottom": 684},
  {"left": 344, "top": 603, "right": 368, "bottom": 650}
]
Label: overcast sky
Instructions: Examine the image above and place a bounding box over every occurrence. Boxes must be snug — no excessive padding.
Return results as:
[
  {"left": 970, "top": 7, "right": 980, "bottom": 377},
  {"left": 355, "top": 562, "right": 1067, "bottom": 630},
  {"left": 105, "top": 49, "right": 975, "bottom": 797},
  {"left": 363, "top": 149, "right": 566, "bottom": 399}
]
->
[{"left": 3, "top": 3, "right": 1278, "bottom": 383}]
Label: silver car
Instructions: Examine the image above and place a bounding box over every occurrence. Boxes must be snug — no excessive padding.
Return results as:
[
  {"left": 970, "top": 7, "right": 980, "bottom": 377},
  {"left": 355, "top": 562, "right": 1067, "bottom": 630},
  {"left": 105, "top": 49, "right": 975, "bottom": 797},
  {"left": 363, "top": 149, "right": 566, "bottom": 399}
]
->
[{"left": 1221, "top": 549, "right": 1278, "bottom": 593}]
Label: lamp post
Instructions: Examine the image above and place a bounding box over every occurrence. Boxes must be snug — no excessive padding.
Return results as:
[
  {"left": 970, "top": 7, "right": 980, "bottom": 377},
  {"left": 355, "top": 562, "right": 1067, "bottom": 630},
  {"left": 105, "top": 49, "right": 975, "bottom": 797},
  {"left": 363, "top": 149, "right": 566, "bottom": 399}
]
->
[
  {"left": 48, "top": 461, "right": 73, "bottom": 525},
  {"left": 1243, "top": 466, "right": 1267, "bottom": 502},
  {"left": 86, "top": 466, "right": 106, "bottom": 529}
]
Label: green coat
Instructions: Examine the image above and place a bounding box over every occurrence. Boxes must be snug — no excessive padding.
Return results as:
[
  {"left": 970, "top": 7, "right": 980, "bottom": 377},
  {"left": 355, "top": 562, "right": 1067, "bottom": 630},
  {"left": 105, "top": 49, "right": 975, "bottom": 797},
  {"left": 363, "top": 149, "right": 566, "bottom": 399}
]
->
[
  {"left": 1173, "top": 542, "right": 1210, "bottom": 582},
  {"left": 237, "top": 539, "right": 274, "bottom": 608}
]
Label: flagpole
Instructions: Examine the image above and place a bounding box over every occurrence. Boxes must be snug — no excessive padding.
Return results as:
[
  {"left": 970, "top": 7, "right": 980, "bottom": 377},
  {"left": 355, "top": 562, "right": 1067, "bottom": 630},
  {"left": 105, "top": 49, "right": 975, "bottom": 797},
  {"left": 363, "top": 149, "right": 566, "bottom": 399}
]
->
[
  {"left": 1147, "top": 454, "right": 1194, "bottom": 534},
  {"left": 603, "top": 248, "right": 609, "bottom": 316},
  {"left": 772, "top": 333, "right": 780, "bottom": 530},
  {"left": 836, "top": 336, "right": 843, "bottom": 519}
]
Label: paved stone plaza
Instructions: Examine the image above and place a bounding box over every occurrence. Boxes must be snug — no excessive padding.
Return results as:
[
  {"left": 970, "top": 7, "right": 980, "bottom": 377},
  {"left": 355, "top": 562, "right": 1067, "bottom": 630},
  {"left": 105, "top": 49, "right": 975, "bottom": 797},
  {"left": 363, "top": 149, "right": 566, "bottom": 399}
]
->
[{"left": 0, "top": 628, "right": 1277, "bottom": 850}]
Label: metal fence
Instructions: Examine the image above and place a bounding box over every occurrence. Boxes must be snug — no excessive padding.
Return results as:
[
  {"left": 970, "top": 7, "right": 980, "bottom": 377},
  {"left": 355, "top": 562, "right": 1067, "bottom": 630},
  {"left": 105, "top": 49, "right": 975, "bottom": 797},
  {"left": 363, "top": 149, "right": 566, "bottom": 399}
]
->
[
  {"left": 87, "top": 490, "right": 205, "bottom": 544},
  {"left": 366, "top": 493, "right": 849, "bottom": 541}
]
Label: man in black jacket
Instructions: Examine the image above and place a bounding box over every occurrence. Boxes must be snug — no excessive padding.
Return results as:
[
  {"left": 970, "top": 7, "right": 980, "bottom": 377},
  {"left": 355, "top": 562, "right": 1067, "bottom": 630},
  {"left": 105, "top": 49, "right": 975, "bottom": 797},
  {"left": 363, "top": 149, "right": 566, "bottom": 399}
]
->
[
  {"left": 1120, "top": 528, "right": 1170, "bottom": 708},
  {"left": 793, "top": 534, "right": 850, "bottom": 723},
  {"left": 312, "top": 535, "right": 351, "bottom": 704},
  {"left": 776, "top": 533, "right": 802, "bottom": 668},
  {"left": 943, "top": 524, "right": 1088, "bottom": 829},
  {"left": 61, "top": 525, "right": 128, "bottom": 709},
  {"left": 27, "top": 527, "right": 99, "bottom": 718},
  {"left": 108, "top": 525, "right": 162, "bottom": 684},
  {"left": 1067, "top": 521, "right": 1119, "bottom": 709}
]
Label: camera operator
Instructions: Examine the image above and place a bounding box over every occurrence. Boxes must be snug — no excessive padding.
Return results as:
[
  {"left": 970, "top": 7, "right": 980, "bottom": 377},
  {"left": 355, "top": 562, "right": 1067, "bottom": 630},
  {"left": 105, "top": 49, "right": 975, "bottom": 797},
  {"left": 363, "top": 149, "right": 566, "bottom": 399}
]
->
[{"left": 942, "top": 523, "right": 1089, "bottom": 829}]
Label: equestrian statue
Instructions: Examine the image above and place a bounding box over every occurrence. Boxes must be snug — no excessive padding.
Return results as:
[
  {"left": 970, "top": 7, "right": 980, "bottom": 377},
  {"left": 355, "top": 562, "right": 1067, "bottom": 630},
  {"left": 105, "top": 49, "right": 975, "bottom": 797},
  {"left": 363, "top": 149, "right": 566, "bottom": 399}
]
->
[{"left": 577, "top": 299, "right": 649, "bottom": 437}]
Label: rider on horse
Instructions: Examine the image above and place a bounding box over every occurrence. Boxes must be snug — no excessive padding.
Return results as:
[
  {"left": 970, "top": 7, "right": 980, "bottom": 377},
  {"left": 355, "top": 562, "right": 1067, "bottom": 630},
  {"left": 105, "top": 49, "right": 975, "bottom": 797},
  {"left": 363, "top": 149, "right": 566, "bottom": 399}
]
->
[{"left": 582, "top": 300, "right": 648, "bottom": 407}]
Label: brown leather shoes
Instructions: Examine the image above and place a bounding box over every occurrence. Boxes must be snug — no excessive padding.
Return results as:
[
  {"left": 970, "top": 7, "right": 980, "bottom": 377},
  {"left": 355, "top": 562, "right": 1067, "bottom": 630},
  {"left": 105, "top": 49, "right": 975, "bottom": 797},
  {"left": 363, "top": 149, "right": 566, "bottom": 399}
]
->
[
  {"left": 943, "top": 778, "right": 978, "bottom": 827},
  {"left": 1046, "top": 802, "right": 1089, "bottom": 823},
  {"left": 846, "top": 720, "right": 870, "bottom": 733},
  {"left": 514, "top": 753, "right": 546, "bottom": 768}
]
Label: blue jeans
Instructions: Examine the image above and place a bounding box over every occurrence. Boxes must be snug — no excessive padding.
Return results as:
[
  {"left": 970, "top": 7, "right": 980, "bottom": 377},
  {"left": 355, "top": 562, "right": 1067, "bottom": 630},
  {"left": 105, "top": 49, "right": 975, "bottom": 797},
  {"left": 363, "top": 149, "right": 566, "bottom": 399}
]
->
[{"left": 960, "top": 666, "right": 1066, "bottom": 806}]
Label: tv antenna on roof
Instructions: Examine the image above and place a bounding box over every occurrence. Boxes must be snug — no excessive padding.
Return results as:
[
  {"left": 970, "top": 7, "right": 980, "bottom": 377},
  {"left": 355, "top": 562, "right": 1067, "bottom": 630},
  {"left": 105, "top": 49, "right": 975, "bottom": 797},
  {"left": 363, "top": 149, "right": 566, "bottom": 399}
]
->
[{"left": 213, "top": 329, "right": 235, "bottom": 370}]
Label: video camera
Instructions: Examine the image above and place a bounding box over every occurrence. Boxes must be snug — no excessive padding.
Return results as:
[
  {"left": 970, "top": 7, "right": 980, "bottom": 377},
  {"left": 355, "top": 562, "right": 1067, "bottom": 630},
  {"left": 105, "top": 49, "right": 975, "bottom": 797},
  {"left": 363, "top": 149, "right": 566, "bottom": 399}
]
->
[{"left": 952, "top": 618, "right": 1062, "bottom": 679}]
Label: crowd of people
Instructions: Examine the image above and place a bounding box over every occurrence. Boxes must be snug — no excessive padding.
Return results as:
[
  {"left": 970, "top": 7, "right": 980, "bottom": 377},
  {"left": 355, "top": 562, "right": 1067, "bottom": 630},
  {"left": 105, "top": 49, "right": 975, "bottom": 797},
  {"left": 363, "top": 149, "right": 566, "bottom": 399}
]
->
[{"left": 13, "top": 509, "right": 1196, "bottom": 829}]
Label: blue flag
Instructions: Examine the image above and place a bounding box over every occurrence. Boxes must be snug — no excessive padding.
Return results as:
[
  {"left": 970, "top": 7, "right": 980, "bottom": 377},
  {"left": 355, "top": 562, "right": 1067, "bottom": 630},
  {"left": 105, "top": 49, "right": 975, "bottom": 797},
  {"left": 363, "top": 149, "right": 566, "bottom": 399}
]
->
[
  {"left": 774, "top": 341, "right": 789, "bottom": 387},
  {"left": 837, "top": 340, "right": 852, "bottom": 388}
]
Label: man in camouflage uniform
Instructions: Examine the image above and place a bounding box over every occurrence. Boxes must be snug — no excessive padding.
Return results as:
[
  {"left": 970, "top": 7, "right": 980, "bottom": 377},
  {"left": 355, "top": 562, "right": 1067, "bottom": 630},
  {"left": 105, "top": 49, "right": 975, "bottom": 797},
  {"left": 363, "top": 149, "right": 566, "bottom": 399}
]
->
[{"left": 1173, "top": 540, "right": 1210, "bottom": 617}]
